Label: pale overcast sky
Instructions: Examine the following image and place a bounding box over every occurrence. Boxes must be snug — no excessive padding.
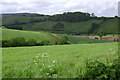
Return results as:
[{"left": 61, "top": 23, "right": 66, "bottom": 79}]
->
[{"left": 0, "top": 0, "right": 119, "bottom": 17}]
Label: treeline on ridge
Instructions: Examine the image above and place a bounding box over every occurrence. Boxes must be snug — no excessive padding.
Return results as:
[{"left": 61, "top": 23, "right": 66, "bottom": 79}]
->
[
  {"left": 48, "top": 12, "right": 91, "bottom": 22},
  {"left": 3, "top": 11, "right": 118, "bottom": 26}
]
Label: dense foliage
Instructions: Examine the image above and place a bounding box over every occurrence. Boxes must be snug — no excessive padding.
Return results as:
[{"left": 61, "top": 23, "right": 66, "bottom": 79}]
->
[
  {"left": 83, "top": 59, "right": 120, "bottom": 78},
  {"left": 2, "top": 36, "right": 69, "bottom": 47},
  {"left": 49, "top": 12, "right": 90, "bottom": 22},
  {"left": 2, "top": 37, "right": 50, "bottom": 47}
]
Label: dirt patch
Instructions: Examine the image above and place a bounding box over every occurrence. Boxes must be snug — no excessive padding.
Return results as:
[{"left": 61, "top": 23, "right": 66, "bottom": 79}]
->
[{"left": 77, "top": 36, "right": 120, "bottom": 41}]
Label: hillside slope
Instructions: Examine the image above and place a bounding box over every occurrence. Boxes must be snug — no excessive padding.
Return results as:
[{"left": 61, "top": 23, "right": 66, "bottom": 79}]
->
[
  {"left": 2, "top": 28, "right": 60, "bottom": 44},
  {"left": 2, "top": 15, "right": 119, "bottom": 34},
  {"left": 94, "top": 19, "right": 118, "bottom": 33}
]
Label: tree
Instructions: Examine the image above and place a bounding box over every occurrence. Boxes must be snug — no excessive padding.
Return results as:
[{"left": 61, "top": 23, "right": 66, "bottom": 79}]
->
[
  {"left": 97, "top": 32, "right": 106, "bottom": 40},
  {"left": 115, "top": 15, "right": 118, "bottom": 18},
  {"left": 91, "top": 13, "right": 96, "bottom": 17}
]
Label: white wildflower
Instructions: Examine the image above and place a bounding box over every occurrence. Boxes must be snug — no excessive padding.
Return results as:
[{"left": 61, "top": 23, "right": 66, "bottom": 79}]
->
[
  {"left": 40, "top": 69, "right": 43, "bottom": 71},
  {"left": 50, "top": 69, "right": 52, "bottom": 71},
  {"left": 33, "top": 60, "right": 36, "bottom": 63},
  {"left": 46, "top": 73, "right": 49, "bottom": 75},
  {"left": 42, "top": 53, "right": 48, "bottom": 58},
  {"left": 52, "top": 61, "right": 56, "bottom": 64}
]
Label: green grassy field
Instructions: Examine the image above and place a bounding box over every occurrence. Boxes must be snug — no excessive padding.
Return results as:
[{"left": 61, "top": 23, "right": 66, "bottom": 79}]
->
[
  {"left": 2, "top": 28, "right": 114, "bottom": 45},
  {"left": 2, "top": 28, "right": 60, "bottom": 44},
  {"left": 68, "top": 35, "right": 114, "bottom": 44},
  {"left": 2, "top": 42, "right": 118, "bottom": 78},
  {"left": 2, "top": 13, "right": 119, "bottom": 78},
  {"left": 3, "top": 15, "right": 119, "bottom": 34},
  {"left": 95, "top": 19, "right": 118, "bottom": 33},
  {"left": 25, "top": 19, "right": 103, "bottom": 33},
  {"left": 7, "top": 20, "right": 103, "bottom": 34}
]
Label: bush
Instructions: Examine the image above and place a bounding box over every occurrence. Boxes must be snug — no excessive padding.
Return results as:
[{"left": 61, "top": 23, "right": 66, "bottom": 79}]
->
[
  {"left": 95, "top": 37, "right": 99, "bottom": 39},
  {"left": 2, "top": 37, "right": 38, "bottom": 47},
  {"left": 9, "top": 37, "right": 26, "bottom": 47},
  {"left": 2, "top": 40, "right": 9, "bottom": 47},
  {"left": 58, "top": 35, "right": 70, "bottom": 45},
  {"left": 39, "top": 40, "right": 50, "bottom": 46},
  {"left": 84, "top": 59, "right": 120, "bottom": 78},
  {"left": 26, "top": 38, "right": 37, "bottom": 46}
]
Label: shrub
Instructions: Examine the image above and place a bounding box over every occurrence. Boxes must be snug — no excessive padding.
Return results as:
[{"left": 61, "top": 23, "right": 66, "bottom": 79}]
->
[
  {"left": 39, "top": 40, "right": 50, "bottom": 46},
  {"left": 2, "top": 37, "right": 38, "bottom": 47},
  {"left": 9, "top": 37, "right": 26, "bottom": 47},
  {"left": 95, "top": 37, "right": 99, "bottom": 39},
  {"left": 58, "top": 35, "right": 70, "bottom": 45},
  {"left": 2, "top": 40, "right": 9, "bottom": 47},
  {"left": 26, "top": 38, "right": 37, "bottom": 46},
  {"left": 84, "top": 59, "right": 120, "bottom": 78}
]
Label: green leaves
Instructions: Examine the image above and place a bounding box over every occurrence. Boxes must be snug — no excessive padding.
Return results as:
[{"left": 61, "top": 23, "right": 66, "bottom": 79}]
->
[{"left": 84, "top": 59, "right": 120, "bottom": 78}]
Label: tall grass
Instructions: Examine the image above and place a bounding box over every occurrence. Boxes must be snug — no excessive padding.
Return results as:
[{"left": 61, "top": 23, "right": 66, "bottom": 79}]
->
[{"left": 2, "top": 52, "right": 119, "bottom": 78}]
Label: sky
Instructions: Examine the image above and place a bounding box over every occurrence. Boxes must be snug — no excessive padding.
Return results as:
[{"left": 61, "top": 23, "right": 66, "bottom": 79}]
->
[{"left": 0, "top": 0, "right": 120, "bottom": 17}]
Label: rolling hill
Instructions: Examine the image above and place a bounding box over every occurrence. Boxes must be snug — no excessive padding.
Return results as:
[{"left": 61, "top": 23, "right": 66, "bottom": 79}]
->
[
  {"left": 3, "top": 17, "right": 119, "bottom": 34},
  {"left": 2, "top": 28, "right": 114, "bottom": 45},
  {"left": 2, "top": 28, "right": 60, "bottom": 44},
  {"left": 95, "top": 19, "right": 119, "bottom": 33},
  {"left": 2, "top": 12, "right": 119, "bottom": 34}
]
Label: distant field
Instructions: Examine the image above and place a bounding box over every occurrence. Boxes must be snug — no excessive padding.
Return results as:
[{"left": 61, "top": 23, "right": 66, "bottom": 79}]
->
[
  {"left": 11, "top": 20, "right": 103, "bottom": 33},
  {"left": 2, "top": 28, "right": 60, "bottom": 44},
  {"left": 25, "top": 19, "right": 103, "bottom": 33},
  {"left": 2, "top": 15, "right": 119, "bottom": 34},
  {"left": 2, "top": 28, "right": 113, "bottom": 45},
  {"left": 68, "top": 35, "right": 114, "bottom": 44},
  {"left": 2, "top": 42, "right": 118, "bottom": 78},
  {"left": 95, "top": 19, "right": 119, "bottom": 33},
  {"left": 2, "top": 16, "right": 46, "bottom": 25}
]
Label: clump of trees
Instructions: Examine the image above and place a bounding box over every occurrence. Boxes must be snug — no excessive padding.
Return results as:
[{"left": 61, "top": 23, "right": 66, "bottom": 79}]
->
[
  {"left": 58, "top": 35, "right": 70, "bottom": 45},
  {"left": 48, "top": 12, "right": 90, "bottom": 22},
  {"left": 2, "top": 37, "right": 50, "bottom": 47}
]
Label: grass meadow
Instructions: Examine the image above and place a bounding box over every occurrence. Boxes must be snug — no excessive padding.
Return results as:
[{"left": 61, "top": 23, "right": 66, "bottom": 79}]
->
[
  {"left": 2, "top": 42, "right": 118, "bottom": 78},
  {"left": 3, "top": 17, "right": 118, "bottom": 34},
  {"left": 2, "top": 28, "right": 60, "bottom": 44}
]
